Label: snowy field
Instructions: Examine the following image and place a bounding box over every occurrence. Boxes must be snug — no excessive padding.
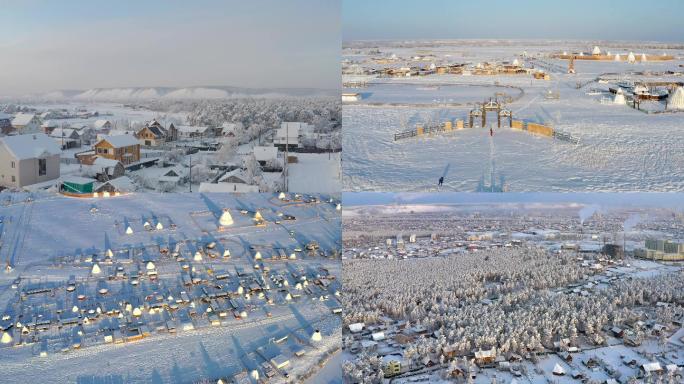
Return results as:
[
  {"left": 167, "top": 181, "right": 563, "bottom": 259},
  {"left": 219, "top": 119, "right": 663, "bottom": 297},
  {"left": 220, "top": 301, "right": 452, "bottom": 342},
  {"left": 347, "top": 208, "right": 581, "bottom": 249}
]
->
[
  {"left": 0, "top": 192, "right": 341, "bottom": 383},
  {"left": 288, "top": 153, "right": 342, "bottom": 194},
  {"left": 343, "top": 41, "right": 684, "bottom": 192}
]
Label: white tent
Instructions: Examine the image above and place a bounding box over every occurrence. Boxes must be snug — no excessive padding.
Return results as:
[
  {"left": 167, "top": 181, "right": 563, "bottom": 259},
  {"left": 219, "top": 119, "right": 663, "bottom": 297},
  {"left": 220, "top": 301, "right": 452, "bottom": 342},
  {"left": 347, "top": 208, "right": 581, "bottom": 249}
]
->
[
  {"left": 125, "top": 226, "right": 133, "bottom": 235},
  {"left": 254, "top": 211, "right": 263, "bottom": 221},
  {"left": 146, "top": 261, "right": 156, "bottom": 270},
  {"left": 194, "top": 251, "right": 203, "bottom": 261},
  {"left": 592, "top": 46, "right": 601, "bottom": 55},
  {"left": 668, "top": 86, "right": 684, "bottom": 109},
  {"left": 311, "top": 330, "right": 322, "bottom": 342},
  {"left": 627, "top": 52, "right": 636, "bottom": 63},
  {"left": 512, "top": 58, "right": 520, "bottom": 66},
  {"left": 91, "top": 263, "right": 102, "bottom": 274},
  {"left": 614, "top": 53, "right": 621, "bottom": 61},
  {"left": 219, "top": 209, "right": 233, "bottom": 226},
  {"left": 614, "top": 88, "right": 626, "bottom": 105},
  {"left": 1, "top": 331, "right": 13, "bottom": 344},
  {"left": 641, "top": 53, "right": 647, "bottom": 62},
  {"left": 552, "top": 363, "right": 566, "bottom": 375},
  {"left": 278, "top": 192, "right": 286, "bottom": 200},
  {"left": 156, "top": 222, "right": 163, "bottom": 230}
]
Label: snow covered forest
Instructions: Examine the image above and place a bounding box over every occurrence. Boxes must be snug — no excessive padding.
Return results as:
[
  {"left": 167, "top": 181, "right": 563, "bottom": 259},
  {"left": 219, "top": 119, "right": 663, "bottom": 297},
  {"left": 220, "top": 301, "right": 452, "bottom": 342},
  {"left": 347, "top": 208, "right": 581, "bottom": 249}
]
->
[
  {"left": 342, "top": 247, "right": 684, "bottom": 382},
  {"left": 145, "top": 97, "right": 341, "bottom": 148}
]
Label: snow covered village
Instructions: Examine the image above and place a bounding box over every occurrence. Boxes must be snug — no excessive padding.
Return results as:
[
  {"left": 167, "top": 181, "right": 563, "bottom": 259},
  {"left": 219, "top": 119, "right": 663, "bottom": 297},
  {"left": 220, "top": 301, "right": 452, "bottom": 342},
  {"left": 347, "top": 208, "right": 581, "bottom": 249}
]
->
[
  {"left": 0, "top": 192, "right": 342, "bottom": 383},
  {"left": 341, "top": 193, "right": 684, "bottom": 383},
  {"left": 342, "top": 39, "right": 684, "bottom": 192},
  {"left": 0, "top": 94, "right": 341, "bottom": 195}
]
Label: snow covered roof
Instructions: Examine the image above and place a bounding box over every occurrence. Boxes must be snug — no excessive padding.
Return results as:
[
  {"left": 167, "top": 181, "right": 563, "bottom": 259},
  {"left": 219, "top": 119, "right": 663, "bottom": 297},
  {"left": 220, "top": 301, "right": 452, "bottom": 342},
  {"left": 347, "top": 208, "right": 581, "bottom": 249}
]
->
[
  {"left": 642, "top": 362, "right": 662, "bottom": 372},
  {"left": 93, "top": 119, "right": 111, "bottom": 129},
  {"left": 198, "top": 182, "right": 259, "bottom": 193},
  {"left": 253, "top": 146, "right": 278, "bottom": 162},
  {"left": 97, "top": 176, "right": 135, "bottom": 192},
  {"left": 0, "top": 133, "right": 61, "bottom": 160},
  {"left": 11, "top": 113, "right": 36, "bottom": 126},
  {"left": 41, "top": 120, "right": 58, "bottom": 128},
  {"left": 96, "top": 134, "right": 139, "bottom": 148},
  {"left": 50, "top": 128, "right": 79, "bottom": 138},
  {"left": 176, "top": 125, "right": 209, "bottom": 133},
  {"left": 62, "top": 175, "right": 96, "bottom": 185},
  {"left": 92, "top": 156, "right": 122, "bottom": 168}
]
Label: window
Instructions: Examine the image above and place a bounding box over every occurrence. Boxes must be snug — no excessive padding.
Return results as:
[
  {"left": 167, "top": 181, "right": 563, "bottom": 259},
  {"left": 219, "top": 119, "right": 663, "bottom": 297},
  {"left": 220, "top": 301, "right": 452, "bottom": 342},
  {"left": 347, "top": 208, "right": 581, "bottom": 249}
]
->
[
  {"left": 38, "top": 158, "right": 47, "bottom": 176},
  {"left": 10, "top": 161, "right": 15, "bottom": 168},
  {"left": 11, "top": 176, "right": 16, "bottom": 182}
]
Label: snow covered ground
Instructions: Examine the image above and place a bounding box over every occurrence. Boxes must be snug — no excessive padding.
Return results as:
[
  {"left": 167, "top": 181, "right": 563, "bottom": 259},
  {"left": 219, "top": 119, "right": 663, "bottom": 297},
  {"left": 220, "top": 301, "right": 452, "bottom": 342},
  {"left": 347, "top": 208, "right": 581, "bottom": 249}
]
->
[
  {"left": 0, "top": 192, "right": 342, "bottom": 383},
  {"left": 343, "top": 41, "right": 684, "bottom": 192},
  {"left": 288, "top": 153, "right": 342, "bottom": 194}
]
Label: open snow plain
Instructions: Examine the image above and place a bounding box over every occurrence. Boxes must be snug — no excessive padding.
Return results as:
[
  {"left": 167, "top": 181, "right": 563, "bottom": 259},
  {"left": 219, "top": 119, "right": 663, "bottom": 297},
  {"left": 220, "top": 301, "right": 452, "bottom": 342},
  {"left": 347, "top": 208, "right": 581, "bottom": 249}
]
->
[
  {"left": 0, "top": 192, "right": 341, "bottom": 383},
  {"left": 342, "top": 41, "right": 684, "bottom": 192}
]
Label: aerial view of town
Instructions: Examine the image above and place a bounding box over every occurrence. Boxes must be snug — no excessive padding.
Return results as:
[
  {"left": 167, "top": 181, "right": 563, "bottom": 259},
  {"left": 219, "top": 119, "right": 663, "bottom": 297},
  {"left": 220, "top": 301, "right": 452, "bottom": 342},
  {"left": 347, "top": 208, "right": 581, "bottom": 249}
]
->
[
  {"left": 342, "top": 2, "right": 684, "bottom": 192},
  {"left": 342, "top": 193, "right": 684, "bottom": 383},
  {"left": 0, "top": 192, "right": 342, "bottom": 383}
]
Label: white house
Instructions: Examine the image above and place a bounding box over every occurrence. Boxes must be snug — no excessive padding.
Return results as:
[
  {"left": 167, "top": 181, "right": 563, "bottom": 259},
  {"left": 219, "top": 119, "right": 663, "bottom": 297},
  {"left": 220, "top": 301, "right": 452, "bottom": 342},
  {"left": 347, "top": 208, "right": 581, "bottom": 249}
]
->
[
  {"left": 11, "top": 113, "right": 40, "bottom": 133},
  {"left": 274, "top": 122, "right": 302, "bottom": 149},
  {"left": 0, "top": 133, "right": 61, "bottom": 188}
]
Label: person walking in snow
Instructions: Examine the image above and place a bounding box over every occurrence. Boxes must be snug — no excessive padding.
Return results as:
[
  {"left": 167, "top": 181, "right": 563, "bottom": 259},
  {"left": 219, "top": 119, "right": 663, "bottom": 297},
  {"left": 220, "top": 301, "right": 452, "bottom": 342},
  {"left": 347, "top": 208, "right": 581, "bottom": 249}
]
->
[{"left": 438, "top": 176, "right": 444, "bottom": 186}]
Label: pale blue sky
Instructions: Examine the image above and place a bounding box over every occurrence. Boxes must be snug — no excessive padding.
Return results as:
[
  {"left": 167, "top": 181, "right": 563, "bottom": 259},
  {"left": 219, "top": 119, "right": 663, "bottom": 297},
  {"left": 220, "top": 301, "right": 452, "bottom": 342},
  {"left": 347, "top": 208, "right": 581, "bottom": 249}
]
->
[
  {"left": 0, "top": 0, "right": 340, "bottom": 95},
  {"left": 343, "top": 0, "right": 684, "bottom": 42}
]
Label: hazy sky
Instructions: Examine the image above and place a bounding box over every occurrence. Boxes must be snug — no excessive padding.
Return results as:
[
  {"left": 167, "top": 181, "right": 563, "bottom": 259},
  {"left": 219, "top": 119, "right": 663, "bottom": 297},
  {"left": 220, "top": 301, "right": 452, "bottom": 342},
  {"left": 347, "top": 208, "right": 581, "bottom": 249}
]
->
[
  {"left": 343, "top": 192, "right": 684, "bottom": 209},
  {"left": 343, "top": 0, "right": 684, "bottom": 42},
  {"left": 0, "top": 0, "right": 340, "bottom": 96}
]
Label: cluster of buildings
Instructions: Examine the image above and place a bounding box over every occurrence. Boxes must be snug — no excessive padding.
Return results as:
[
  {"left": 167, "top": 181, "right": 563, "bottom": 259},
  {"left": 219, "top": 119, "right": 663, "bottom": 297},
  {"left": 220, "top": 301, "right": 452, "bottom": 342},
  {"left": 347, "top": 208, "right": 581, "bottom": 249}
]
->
[{"left": 636, "top": 239, "right": 684, "bottom": 261}]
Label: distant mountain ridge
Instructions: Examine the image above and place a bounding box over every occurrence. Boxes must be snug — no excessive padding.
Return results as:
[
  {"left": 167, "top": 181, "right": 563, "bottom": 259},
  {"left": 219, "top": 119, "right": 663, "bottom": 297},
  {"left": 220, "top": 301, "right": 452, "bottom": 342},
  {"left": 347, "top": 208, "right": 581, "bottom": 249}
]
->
[{"left": 13, "top": 86, "right": 338, "bottom": 101}]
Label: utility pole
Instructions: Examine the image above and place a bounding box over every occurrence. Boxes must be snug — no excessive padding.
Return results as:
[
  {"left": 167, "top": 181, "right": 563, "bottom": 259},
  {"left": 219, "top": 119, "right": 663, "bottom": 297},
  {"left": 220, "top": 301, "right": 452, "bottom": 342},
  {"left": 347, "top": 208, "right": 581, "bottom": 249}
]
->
[
  {"left": 284, "top": 124, "right": 289, "bottom": 192},
  {"left": 189, "top": 152, "right": 192, "bottom": 193}
]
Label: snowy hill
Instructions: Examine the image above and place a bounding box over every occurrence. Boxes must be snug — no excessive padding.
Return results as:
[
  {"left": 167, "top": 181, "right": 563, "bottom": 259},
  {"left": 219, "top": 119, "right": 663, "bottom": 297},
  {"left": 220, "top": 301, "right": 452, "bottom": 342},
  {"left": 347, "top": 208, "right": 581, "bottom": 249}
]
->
[{"left": 27, "top": 86, "right": 338, "bottom": 101}]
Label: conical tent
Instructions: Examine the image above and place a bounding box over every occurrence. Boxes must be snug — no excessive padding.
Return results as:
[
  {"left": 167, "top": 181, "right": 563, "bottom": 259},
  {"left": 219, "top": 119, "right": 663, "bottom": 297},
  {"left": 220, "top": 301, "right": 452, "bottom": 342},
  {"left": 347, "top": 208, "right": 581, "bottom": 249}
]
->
[
  {"left": 614, "top": 88, "right": 626, "bottom": 105},
  {"left": 91, "top": 263, "right": 102, "bottom": 274},
  {"left": 552, "top": 363, "right": 565, "bottom": 375},
  {"left": 592, "top": 46, "right": 601, "bottom": 55},
  {"left": 1, "top": 331, "right": 12, "bottom": 344},
  {"left": 641, "top": 53, "right": 647, "bottom": 62},
  {"left": 219, "top": 209, "right": 234, "bottom": 226},
  {"left": 125, "top": 226, "right": 133, "bottom": 235},
  {"left": 668, "top": 86, "right": 684, "bottom": 109},
  {"left": 156, "top": 222, "right": 163, "bottom": 230},
  {"left": 311, "top": 330, "right": 322, "bottom": 342},
  {"left": 628, "top": 52, "right": 636, "bottom": 63},
  {"left": 278, "top": 192, "right": 286, "bottom": 200},
  {"left": 254, "top": 211, "right": 263, "bottom": 221},
  {"left": 614, "top": 54, "right": 621, "bottom": 61},
  {"left": 146, "top": 261, "right": 156, "bottom": 270}
]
